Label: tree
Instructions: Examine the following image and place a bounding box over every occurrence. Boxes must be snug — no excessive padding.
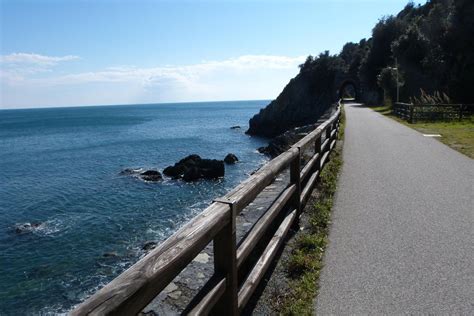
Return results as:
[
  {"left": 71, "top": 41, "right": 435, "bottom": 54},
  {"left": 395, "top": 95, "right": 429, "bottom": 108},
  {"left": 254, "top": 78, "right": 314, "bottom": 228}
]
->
[
  {"left": 444, "top": 0, "right": 474, "bottom": 102},
  {"left": 377, "top": 67, "right": 404, "bottom": 102},
  {"left": 359, "top": 16, "right": 406, "bottom": 88},
  {"left": 299, "top": 55, "right": 314, "bottom": 72}
]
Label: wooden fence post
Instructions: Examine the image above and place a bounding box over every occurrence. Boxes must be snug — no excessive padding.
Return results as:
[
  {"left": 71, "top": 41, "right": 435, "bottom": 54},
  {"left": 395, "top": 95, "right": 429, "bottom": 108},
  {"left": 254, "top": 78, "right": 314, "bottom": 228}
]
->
[
  {"left": 459, "top": 104, "right": 463, "bottom": 121},
  {"left": 325, "top": 125, "right": 331, "bottom": 152},
  {"left": 290, "top": 148, "right": 301, "bottom": 215},
  {"left": 409, "top": 104, "right": 414, "bottom": 123},
  {"left": 315, "top": 135, "right": 322, "bottom": 173},
  {"left": 337, "top": 112, "right": 341, "bottom": 134},
  {"left": 212, "top": 200, "right": 238, "bottom": 315}
]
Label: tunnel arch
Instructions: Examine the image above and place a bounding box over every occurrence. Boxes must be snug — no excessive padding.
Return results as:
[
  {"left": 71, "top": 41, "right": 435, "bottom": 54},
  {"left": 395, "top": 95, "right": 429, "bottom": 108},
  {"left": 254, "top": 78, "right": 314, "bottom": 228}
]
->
[{"left": 337, "top": 79, "right": 359, "bottom": 100}]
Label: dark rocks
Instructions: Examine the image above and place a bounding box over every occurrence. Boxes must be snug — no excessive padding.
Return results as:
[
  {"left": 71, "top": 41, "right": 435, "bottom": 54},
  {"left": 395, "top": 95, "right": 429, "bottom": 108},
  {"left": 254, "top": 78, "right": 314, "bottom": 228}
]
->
[
  {"left": 224, "top": 153, "right": 239, "bottom": 164},
  {"left": 183, "top": 167, "right": 201, "bottom": 182},
  {"left": 258, "top": 124, "right": 316, "bottom": 158},
  {"left": 103, "top": 252, "right": 118, "bottom": 258},
  {"left": 163, "top": 155, "right": 200, "bottom": 179},
  {"left": 120, "top": 155, "right": 225, "bottom": 183},
  {"left": 14, "top": 222, "right": 42, "bottom": 234},
  {"left": 163, "top": 155, "right": 224, "bottom": 182},
  {"left": 192, "top": 158, "right": 225, "bottom": 180},
  {"left": 257, "top": 146, "right": 269, "bottom": 155},
  {"left": 120, "top": 168, "right": 162, "bottom": 182},
  {"left": 140, "top": 170, "right": 162, "bottom": 182},
  {"left": 142, "top": 241, "right": 158, "bottom": 251},
  {"left": 230, "top": 125, "right": 241, "bottom": 129}
]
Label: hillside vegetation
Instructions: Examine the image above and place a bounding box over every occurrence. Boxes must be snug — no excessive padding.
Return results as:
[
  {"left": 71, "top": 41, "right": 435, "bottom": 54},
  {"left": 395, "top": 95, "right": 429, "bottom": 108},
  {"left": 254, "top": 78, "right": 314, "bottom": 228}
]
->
[{"left": 248, "top": 0, "right": 474, "bottom": 138}]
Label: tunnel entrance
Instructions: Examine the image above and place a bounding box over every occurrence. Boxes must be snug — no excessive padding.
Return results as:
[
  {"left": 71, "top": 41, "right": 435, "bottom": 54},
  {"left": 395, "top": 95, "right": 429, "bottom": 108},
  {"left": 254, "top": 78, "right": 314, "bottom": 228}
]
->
[{"left": 338, "top": 80, "right": 358, "bottom": 100}]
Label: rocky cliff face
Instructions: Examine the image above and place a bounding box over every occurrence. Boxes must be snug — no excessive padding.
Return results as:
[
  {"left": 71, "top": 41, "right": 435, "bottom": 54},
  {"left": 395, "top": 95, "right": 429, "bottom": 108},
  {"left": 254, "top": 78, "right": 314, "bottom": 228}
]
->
[{"left": 246, "top": 71, "right": 336, "bottom": 138}]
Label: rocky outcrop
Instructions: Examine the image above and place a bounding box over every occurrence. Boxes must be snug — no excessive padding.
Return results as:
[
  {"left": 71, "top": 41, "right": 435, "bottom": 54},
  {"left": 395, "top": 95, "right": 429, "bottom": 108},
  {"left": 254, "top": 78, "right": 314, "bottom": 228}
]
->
[
  {"left": 140, "top": 170, "right": 162, "bottom": 182},
  {"left": 224, "top": 153, "right": 239, "bottom": 164},
  {"left": 246, "top": 69, "right": 336, "bottom": 138},
  {"left": 258, "top": 124, "right": 317, "bottom": 158},
  {"left": 163, "top": 155, "right": 224, "bottom": 182}
]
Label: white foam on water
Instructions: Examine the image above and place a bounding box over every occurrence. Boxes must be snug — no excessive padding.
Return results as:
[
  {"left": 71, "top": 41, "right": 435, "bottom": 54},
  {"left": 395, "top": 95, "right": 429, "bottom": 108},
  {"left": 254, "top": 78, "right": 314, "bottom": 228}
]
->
[{"left": 34, "top": 219, "right": 64, "bottom": 236}]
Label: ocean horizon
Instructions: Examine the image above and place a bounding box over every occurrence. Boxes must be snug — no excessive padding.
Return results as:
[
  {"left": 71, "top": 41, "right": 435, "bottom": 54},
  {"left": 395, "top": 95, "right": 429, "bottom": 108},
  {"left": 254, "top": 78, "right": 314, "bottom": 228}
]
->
[
  {"left": 0, "top": 99, "right": 272, "bottom": 111},
  {"left": 0, "top": 100, "right": 270, "bottom": 314}
]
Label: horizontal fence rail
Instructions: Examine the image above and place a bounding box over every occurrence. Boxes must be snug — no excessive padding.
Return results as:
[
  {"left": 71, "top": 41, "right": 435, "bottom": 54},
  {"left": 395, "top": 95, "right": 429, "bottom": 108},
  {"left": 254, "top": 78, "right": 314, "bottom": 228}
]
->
[
  {"left": 393, "top": 102, "right": 474, "bottom": 123},
  {"left": 71, "top": 101, "right": 343, "bottom": 316}
]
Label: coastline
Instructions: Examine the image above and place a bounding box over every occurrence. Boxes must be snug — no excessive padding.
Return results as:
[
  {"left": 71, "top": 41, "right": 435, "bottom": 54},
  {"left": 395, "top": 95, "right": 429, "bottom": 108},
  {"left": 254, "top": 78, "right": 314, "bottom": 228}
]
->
[
  {"left": 0, "top": 100, "right": 270, "bottom": 314},
  {"left": 137, "top": 105, "right": 338, "bottom": 314}
]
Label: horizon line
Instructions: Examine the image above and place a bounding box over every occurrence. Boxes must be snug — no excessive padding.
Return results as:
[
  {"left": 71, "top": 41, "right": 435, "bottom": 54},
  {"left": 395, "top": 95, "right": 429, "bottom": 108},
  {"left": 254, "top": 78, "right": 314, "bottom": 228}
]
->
[{"left": 0, "top": 98, "right": 273, "bottom": 111}]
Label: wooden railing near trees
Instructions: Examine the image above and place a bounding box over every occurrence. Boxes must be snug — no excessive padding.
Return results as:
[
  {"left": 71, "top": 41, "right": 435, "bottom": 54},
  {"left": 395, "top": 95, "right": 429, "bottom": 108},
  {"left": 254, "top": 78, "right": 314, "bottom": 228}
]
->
[
  {"left": 71, "top": 101, "right": 342, "bottom": 316},
  {"left": 393, "top": 102, "right": 474, "bottom": 123}
]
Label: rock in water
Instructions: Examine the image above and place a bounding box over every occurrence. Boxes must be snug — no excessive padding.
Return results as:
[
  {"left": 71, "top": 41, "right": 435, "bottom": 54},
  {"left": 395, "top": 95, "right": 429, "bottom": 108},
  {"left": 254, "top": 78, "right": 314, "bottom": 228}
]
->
[
  {"left": 163, "top": 155, "right": 224, "bottom": 181},
  {"left": 163, "top": 154, "right": 201, "bottom": 179},
  {"left": 183, "top": 167, "right": 201, "bottom": 182},
  {"left": 140, "top": 170, "right": 162, "bottom": 182},
  {"left": 14, "top": 222, "right": 42, "bottom": 234},
  {"left": 230, "top": 125, "right": 241, "bottom": 129},
  {"left": 142, "top": 241, "right": 158, "bottom": 251},
  {"left": 224, "top": 153, "right": 239, "bottom": 164},
  {"left": 197, "top": 159, "right": 225, "bottom": 179}
]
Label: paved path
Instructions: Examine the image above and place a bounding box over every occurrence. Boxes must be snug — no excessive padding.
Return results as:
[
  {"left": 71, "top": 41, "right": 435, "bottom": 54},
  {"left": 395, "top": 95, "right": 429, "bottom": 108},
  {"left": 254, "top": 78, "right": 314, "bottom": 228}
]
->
[{"left": 315, "top": 103, "right": 474, "bottom": 314}]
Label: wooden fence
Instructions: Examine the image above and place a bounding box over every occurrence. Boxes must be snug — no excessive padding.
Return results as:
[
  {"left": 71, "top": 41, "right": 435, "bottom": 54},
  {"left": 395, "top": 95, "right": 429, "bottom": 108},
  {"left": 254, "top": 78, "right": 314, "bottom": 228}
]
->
[
  {"left": 393, "top": 102, "right": 474, "bottom": 123},
  {"left": 71, "top": 101, "right": 342, "bottom": 316}
]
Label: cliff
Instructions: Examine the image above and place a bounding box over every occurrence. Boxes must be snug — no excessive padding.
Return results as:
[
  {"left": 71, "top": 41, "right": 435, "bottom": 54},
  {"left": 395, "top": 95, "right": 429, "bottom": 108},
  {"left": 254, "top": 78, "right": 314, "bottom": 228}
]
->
[{"left": 246, "top": 53, "right": 342, "bottom": 138}]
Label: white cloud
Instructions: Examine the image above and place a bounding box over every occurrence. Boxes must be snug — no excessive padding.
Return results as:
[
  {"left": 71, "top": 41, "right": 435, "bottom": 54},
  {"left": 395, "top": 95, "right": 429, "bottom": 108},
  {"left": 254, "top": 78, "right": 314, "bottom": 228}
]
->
[
  {"left": 0, "top": 53, "right": 80, "bottom": 66},
  {"left": 22, "top": 55, "right": 304, "bottom": 86},
  {"left": 0, "top": 53, "right": 80, "bottom": 79},
  {"left": 1, "top": 54, "right": 305, "bottom": 108}
]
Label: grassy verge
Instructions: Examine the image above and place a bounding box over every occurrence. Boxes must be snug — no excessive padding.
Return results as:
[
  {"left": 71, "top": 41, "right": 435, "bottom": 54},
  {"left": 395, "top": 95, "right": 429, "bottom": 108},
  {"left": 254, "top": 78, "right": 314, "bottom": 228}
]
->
[
  {"left": 280, "top": 110, "right": 345, "bottom": 315},
  {"left": 371, "top": 105, "right": 474, "bottom": 159}
]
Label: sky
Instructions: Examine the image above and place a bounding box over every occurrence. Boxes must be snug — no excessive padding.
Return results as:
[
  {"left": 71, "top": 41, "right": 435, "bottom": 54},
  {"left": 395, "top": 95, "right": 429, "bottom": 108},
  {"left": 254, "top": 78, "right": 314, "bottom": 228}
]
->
[{"left": 0, "top": 0, "right": 425, "bottom": 109}]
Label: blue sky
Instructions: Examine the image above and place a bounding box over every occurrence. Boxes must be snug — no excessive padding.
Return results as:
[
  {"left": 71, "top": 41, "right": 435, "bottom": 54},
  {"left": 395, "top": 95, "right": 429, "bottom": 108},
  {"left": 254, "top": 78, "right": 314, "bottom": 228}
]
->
[{"left": 1, "top": 0, "right": 424, "bottom": 109}]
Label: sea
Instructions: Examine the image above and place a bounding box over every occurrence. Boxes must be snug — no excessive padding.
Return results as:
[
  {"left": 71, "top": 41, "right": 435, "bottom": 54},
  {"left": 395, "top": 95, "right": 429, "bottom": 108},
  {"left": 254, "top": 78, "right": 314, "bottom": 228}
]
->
[{"left": 0, "top": 100, "right": 270, "bottom": 314}]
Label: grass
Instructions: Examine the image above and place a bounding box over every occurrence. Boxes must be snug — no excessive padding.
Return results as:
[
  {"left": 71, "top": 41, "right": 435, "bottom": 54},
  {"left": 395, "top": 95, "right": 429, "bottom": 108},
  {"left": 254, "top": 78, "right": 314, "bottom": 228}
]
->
[
  {"left": 280, "top": 110, "right": 345, "bottom": 315},
  {"left": 371, "top": 104, "right": 474, "bottom": 159}
]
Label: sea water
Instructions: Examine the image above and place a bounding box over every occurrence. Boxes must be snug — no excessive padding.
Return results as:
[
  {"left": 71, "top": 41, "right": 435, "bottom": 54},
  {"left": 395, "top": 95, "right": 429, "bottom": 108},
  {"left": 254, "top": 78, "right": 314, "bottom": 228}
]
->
[{"left": 0, "top": 100, "right": 269, "bottom": 314}]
